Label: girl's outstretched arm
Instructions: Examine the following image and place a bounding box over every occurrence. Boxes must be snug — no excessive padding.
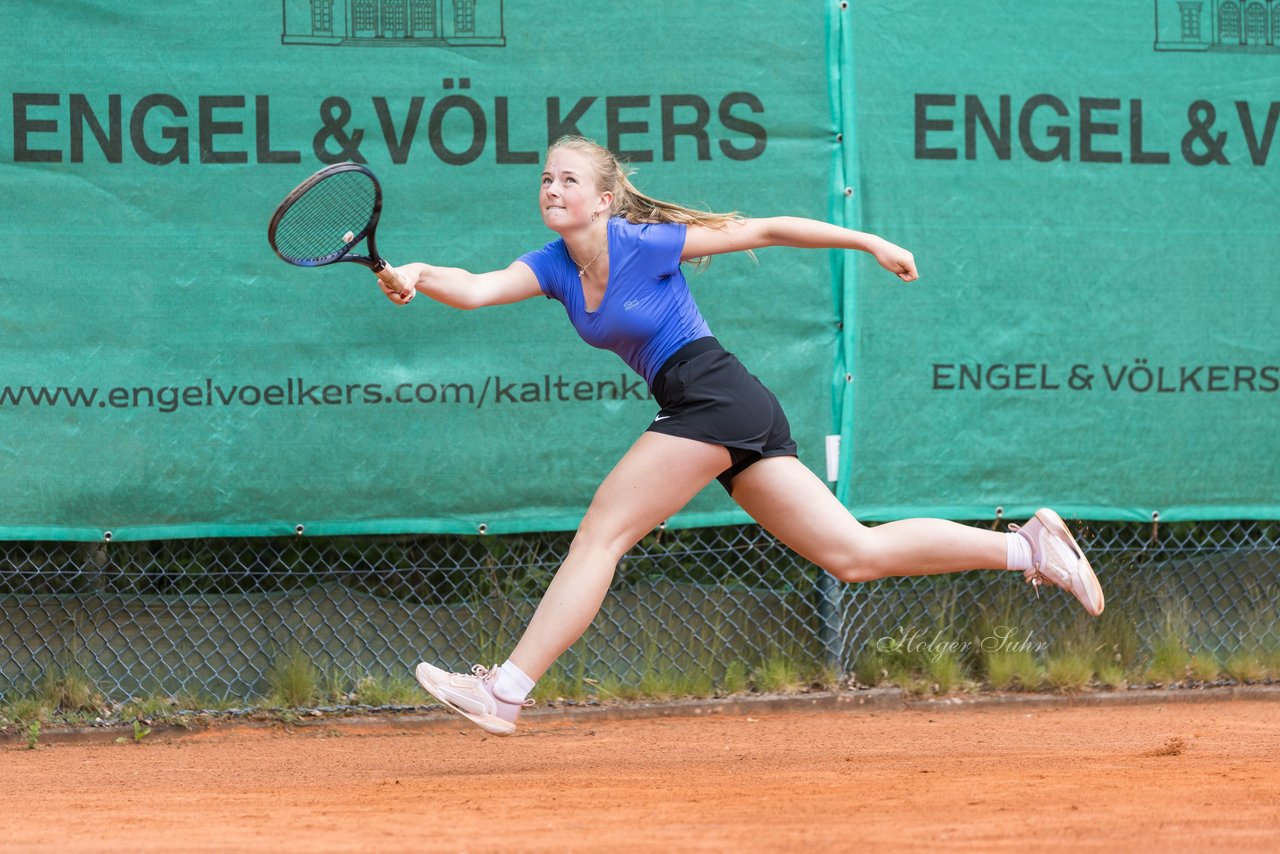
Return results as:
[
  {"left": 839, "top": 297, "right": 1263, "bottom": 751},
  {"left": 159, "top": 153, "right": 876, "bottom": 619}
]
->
[
  {"left": 682, "top": 217, "right": 918, "bottom": 282},
  {"left": 376, "top": 260, "right": 543, "bottom": 308}
]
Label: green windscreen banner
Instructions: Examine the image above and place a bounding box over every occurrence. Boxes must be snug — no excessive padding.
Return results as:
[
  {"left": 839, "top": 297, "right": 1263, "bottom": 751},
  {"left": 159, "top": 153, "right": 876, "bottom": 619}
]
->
[
  {"left": 0, "top": 1, "right": 834, "bottom": 540},
  {"left": 2, "top": 2, "right": 1276, "bottom": 542},
  {"left": 836, "top": 0, "right": 1279, "bottom": 523}
]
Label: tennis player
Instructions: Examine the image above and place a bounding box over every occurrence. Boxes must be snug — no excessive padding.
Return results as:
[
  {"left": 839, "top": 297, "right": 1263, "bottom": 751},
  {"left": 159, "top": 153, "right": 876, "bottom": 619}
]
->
[{"left": 378, "top": 135, "right": 1105, "bottom": 735}]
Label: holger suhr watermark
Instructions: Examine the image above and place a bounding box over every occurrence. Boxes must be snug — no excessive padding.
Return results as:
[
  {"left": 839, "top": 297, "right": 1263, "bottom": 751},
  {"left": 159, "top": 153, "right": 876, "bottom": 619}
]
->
[{"left": 875, "top": 625, "right": 1048, "bottom": 662}]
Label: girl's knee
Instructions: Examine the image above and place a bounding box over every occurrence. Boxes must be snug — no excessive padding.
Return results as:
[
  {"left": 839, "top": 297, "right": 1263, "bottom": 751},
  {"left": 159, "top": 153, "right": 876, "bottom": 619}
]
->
[
  {"left": 570, "top": 520, "right": 641, "bottom": 562},
  {"left": 825, "top": 557, "right": 881, "bottom": 584},
  {"left": 817, "top": 533, "right": 884, "bottom": 584}
]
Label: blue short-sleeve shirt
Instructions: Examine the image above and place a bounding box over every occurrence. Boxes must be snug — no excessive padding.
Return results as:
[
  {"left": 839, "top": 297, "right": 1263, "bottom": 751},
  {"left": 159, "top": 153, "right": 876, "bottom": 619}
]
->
[{"left": 517, "top": 218, "right": 712, "bottom": 387}]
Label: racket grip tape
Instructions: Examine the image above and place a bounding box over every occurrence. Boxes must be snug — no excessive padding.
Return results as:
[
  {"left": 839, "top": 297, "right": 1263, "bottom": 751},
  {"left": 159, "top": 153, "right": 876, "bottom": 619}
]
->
[{"left": 373, "top": 260, "right": 415, "bottom": 301}]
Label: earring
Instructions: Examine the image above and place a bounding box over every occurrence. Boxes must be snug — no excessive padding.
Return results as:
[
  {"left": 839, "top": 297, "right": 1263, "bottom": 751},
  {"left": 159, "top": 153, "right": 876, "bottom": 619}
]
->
[{"left": 591, "top": 211, "right": 599, "bottom": 222}]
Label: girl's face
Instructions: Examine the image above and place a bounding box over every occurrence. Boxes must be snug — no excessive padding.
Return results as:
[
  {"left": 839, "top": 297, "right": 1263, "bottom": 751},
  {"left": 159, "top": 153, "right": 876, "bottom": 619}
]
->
[{"left": 540, "top": 147, "right": 608, "bottom": 233}]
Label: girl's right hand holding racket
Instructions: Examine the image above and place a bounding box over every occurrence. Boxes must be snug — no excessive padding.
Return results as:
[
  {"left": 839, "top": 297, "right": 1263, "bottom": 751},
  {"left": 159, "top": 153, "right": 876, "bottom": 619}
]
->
[{"left": 376, "top": 264, "right": 419, "bottom": 305}]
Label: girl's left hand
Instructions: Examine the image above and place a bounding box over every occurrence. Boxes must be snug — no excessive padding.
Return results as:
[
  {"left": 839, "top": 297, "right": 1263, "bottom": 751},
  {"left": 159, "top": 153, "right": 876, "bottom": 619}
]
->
[{"left": 873, "top": 240, "right": 918, "bottom": 282}]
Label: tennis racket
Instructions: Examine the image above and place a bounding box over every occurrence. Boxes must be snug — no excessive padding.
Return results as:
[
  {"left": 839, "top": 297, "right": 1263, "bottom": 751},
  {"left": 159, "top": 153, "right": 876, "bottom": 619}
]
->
[{"left": 267, "top": 162, "right": 414, "bottom": 300}]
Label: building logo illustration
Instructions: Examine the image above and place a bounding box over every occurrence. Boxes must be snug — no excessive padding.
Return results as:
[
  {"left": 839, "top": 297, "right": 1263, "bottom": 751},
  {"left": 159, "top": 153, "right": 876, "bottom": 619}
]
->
[
  {"left": 282, "top": 0, "right": 505, "bottom": 47},
  {"left": 1155, "top": 0, "right": 1280, "bottom": 51}
]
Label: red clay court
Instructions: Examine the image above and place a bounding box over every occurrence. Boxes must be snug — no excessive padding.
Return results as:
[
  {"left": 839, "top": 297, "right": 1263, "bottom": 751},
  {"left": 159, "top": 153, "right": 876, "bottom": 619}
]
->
[{"left": 4, "top": 691, "right": 1277, "bottom": 852}]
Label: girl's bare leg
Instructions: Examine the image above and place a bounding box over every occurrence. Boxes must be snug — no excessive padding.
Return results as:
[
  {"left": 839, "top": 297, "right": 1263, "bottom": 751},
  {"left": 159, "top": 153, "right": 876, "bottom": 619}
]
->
[
  {"left": 507, "top": 432, "right": 732, "bottom": 681},
  {"left": 729, "top": 456, "right": 1009, "bottom": 581}
]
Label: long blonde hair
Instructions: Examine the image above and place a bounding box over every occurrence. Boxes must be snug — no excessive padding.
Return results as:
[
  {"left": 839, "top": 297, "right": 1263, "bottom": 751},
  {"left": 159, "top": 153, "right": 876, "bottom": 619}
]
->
[{"left": 548, "top": 135, "right": 741, "bottom": 228}]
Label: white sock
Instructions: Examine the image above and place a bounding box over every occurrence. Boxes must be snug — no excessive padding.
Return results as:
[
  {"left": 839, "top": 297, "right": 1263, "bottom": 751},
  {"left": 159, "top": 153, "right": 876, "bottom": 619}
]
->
[
  {"left": 1006, "top": 531, "right": 1033, "bottom": 572},
  {"left": 493, "top": 660, "right": 535, "bottom": 704}
]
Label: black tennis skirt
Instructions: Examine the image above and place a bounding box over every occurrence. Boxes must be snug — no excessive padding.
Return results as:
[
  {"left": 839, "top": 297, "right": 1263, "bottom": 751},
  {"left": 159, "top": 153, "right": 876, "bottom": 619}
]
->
[{"left": 646, "top": 336, "right": 798, "bottom": 493}]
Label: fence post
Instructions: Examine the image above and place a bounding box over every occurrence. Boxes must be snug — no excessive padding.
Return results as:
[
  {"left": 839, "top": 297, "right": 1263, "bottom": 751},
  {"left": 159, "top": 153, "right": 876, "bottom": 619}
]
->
[
  {"left": 817, "top": 571, "right": 843, "bottom": 671},
  {"left": 819, "top": 435, "right": 845, "bottom": 672}
]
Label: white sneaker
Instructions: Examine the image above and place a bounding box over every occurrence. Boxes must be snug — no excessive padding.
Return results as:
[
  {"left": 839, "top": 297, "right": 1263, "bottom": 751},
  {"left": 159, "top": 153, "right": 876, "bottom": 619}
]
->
[
  {"left": 1010, "top": 509, "right": 1105, "bottom": 617},
  {"left": 414, "top": 662, "right": 532, "bottom": 735}
]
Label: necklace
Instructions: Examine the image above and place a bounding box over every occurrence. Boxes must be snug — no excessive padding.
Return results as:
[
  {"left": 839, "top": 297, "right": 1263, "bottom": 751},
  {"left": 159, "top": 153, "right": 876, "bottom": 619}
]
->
[{"left": 567, "top": 239, "right": 607, "bottom": 277}]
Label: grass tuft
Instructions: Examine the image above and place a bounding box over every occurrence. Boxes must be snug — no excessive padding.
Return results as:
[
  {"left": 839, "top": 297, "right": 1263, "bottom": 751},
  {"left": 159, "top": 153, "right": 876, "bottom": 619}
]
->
[
  {"left": 1145, "top": 602, "right": 1193, "bottom": 684},
  {"left": 1262, "top": 648, "right": 1280, "bottom": 679},
  {"left": 351, "top": 673, "right": 421, "bottom": 706},
  {"left": 6, "top": 695, "right": 53, "bottom": 726},
  {"left": 1223, "top": 652, "right": 1266, "bottom": 684},
  {"left": 120, "top": 692, "right": 178, "bottom": 721},
  {"left": 638, "top": 665, "right": 715, "bottom": 700},
  {"left": 36, "top": 660, "right": 102, "bottom": 715},
  {"left": 985, "top": 648, "right": 1043, "bottom": 691},
  {"left": 750, "top": 653, "right": 803, "bottom": 694},
  {"left": 1043, "top": 650, "right": 1094, "bottom": 692},
  {"left": 719, "top": 660, "right": 749, "bottom": 695},
  {"left": 972, "top": 591, "right": 1046, "bottom": 692},
  {"left": 851, "top": 650, "right": 890, "bottom": 688},
  {"left": 1186, "top": 653, "right": 1221, "bottom": 683},
  {"left": 924, "top": 647, "right": 969, "bottom": 694},
  {"left": 264, "top": 643, "right": 321, "bottom": 708},
  {"left": 1094, "top": 662, "right": 1126, "bottom": 689}
]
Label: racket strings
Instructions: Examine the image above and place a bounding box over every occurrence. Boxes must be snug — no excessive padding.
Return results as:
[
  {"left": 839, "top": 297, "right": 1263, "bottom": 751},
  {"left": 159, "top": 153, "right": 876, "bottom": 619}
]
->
[{"left": 273, "top": 171, "right": 377, "bottom": 264}]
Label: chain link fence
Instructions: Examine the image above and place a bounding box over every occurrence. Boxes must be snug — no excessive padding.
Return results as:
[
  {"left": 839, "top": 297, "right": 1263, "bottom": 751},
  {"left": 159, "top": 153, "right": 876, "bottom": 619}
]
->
[{"left": 1, "top": 519, "right": 1277, "bottom": 704}]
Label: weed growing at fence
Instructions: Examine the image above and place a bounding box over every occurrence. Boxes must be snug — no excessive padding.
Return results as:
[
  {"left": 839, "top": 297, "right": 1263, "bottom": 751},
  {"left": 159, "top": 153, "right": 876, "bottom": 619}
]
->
[
  {"left": 1043, "top": 650, "right": 1095, "bottom": 692},
  {"left": 1145, "top": 599, "right": 1194, "bottom": 684},
  {"left": 114, "top": 686, "right": 237, "bottom": 724},
  {"left": 1093, "top": 587, "right": 1142, "bottom": 673},
  {"left": 851, "top": 649, "right": 891, "bottom": 688},
  {"left": 984, "top": 648, "right": 1043, "bottom": 691},
  {"left": 1228, "top": 582, "right": 1280, "bottom": 681},
  {"left": 1224, "top": 653, "right": 1267, "bottom": 683},
  {"left": 1094, "top": 661, "right": 1126, "bottom": 688},
  {"left": 1186, "top": 653, "right": 1221, "bottom": 682},
  {"left": 3, "top": 696, "right": 52, "bottom": 728},
  {"left": 721, "top": 660, "right": 750, "bottom": 694},
  {"left": 927, "top": 649, "right": 971, "bottom": 693},
  {"left": 348, "top": 673, "right": 422, "bottom": 707},
  {"left": 971, "top": 590, "right": 1044, "bottom": 691},
  {"left": 642, "top": 661, "right": 717, "bottom": 700},
  {"left": 750, "top": 652, "right": 804, "bottom": 694},
  {"left": 0, "top": 652, "right": 108, "bottom": 727},
  {"left": 264, "top": 642, "right": 320, "bottom": 707},
  {"left": 35, "top": 659, "right": 100, "bottom": 714},
  {"left": 121, "top": 692, "right": 178, "bottom": 721}
]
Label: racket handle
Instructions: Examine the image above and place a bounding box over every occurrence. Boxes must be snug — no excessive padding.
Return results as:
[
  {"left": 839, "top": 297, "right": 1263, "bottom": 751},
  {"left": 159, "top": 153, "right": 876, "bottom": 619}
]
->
[{"left": 373, "top": 260, "right": 415, "bottom": 302}]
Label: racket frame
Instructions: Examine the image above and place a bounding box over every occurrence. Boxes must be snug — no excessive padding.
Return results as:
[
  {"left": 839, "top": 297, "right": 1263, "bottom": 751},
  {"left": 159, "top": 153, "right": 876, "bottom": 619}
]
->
[{"left": 268, "top": 161, "right": 391, "bottom": 275}]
